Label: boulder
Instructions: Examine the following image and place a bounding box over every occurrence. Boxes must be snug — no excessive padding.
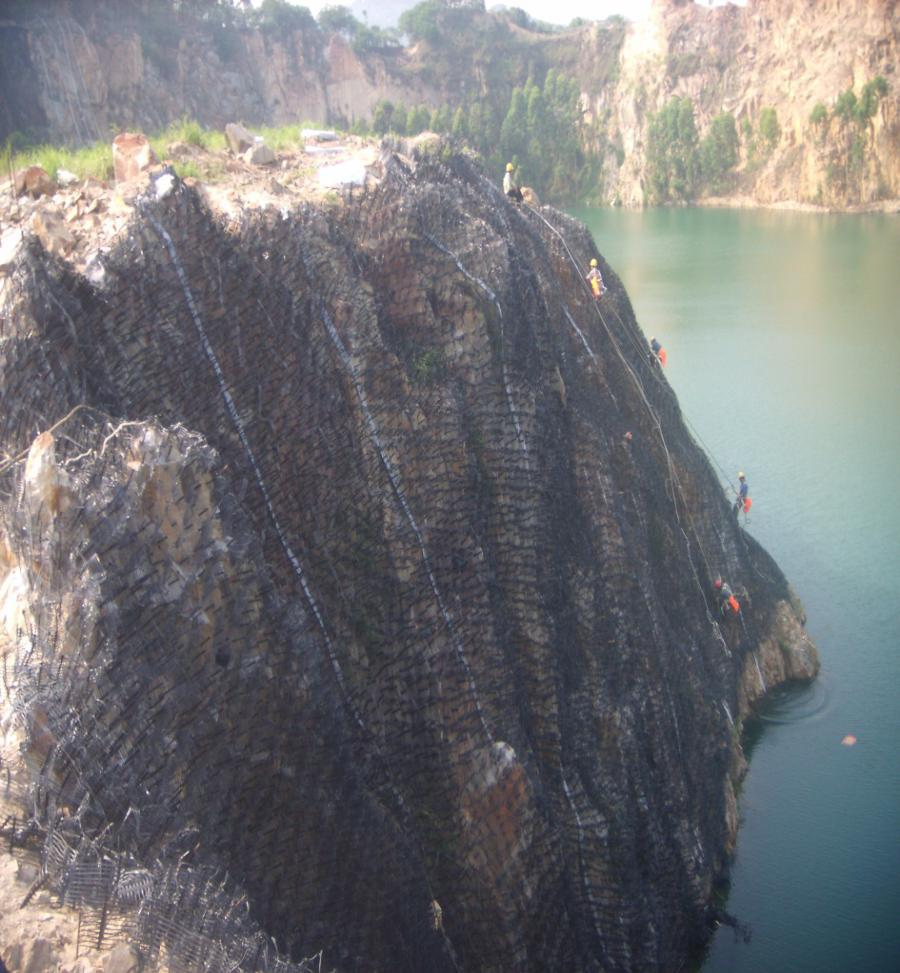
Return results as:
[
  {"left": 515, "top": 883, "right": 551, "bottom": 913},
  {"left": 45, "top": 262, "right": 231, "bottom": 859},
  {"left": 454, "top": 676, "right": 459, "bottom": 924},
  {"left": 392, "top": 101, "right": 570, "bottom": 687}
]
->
[
  {"left": 521, "top": 186, "right": 540, "bottom": 206},
  {"left": 103, "top": 943, "right": 140, "bottom": 973},
  {"left": 0, "top": 228, "right": 24, "bottom": 275},
  {"left": 224, "top": 122, "right": 255, "bottom": 155},
  {"left": 242, "top": 142, "right": 276, "bottom": 166},
  {"left": 56, "top": 168, "right": 79, "bottom": 188},
  {"left": 101, "top": 944, "right": 139, "bottom": 973},
  {"left": 5, "top": 938, "right": 58, "bottom": 973},
  {"left": 112, "top": 133, "right": 157, "bottom": 184},
  {"left": 31, "top": 208, "right": 75, "bottom": 256},
  {"left": 14, "top": 166, "right": 57, "bottom": 199}
]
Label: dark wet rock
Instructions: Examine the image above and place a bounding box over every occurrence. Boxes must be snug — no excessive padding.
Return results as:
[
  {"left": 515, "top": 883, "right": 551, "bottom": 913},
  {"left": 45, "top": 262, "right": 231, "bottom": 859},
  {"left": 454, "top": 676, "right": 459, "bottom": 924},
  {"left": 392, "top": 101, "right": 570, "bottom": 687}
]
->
[{"left": 0, "top": 148, "right": 817, "bottom": 973}]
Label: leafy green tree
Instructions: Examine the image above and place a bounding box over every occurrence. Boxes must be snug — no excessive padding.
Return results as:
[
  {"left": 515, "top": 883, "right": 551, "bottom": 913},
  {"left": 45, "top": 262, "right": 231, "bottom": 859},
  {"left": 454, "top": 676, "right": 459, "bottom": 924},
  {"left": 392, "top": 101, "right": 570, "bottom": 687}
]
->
[
  {"left": 834, "top": 89, "right": 858, "bottom": 122},
  {"left": 398, "top": 0, "right": 443, "bottom": 44},
  {"left": 407, "top": 104, "right": 431, "bottom": 136},
  {"left": 429, "top": 104, "right": 452, "bottom": 133},
  {"left": 857, "top": 76, "right": 888, "bottom": 123},
  {"left": 809, "top": 103, "right": 828, "bottom": 126},
  {"left": 759, "top": 107, "right": 780, "bottom": 148},
  {"left": 645, "top": 97, "right": 699, "bottom": 202},
  {"left": 451, "top": 106, "right": 468, "bottom": 140},
  {"left": 372, "top": 99, "right": 395, "bottom": 136},
  {"left": 253, "top": 0, "right": 317, "bottom": 33},
  {"left": 699, "top": 112, "right": 738, "bottom": 193},
  {"left": 318, "top": 5, "right": 357, "bottom": 36},
  {"left": 500, "top": 87, "right": 528, "bottom": 164},
  {"left": 391, "top": 105, "right": 408, "bottom": 136}
]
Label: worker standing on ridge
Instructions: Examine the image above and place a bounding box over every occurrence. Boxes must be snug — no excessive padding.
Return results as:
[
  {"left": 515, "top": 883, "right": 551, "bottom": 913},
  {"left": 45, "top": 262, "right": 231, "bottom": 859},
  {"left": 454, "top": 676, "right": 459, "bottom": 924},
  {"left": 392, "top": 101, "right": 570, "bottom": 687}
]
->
[
  {"left": 714, "top": 577, "right": 741, "bottom": 617},
  {"left": 734, "top": 471, "right": 750, "bottom": 518},
  {"left": 586, "top": 258, "right": 606, "bottom": 300},
  {"left": 503, "top": 162, "right": 523, "bottom": 202},
  {"left": 649, "top": 336, "right": 667, "bottom": 367}
]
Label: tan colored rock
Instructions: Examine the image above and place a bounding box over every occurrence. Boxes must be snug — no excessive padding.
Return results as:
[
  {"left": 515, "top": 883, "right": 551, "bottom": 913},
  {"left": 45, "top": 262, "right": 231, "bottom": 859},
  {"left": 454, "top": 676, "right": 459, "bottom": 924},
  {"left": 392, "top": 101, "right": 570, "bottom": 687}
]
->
[
  {"left": 24, "top": 431, "right": 73, "bottom": 519},
  {"left": 0, "top": 227, "right": 24, "bottom": 274},
  {"left": 31, "top": 208, "right": 76, "bottom": 257},
  {"left": 521, "top": 186, "right": 540, "bottom": 206},
  {"left": 15, "top": 166, "right": 57, "bottom": 199},
  {"left": 100, "top": 944, "right": 139, "bottom": 973},
  {"left": 225, "top": 122, "right": 256, "bottom": 155},
  {"left": 243, "top": 141, "right": 276, "bottom": 166},
  {"left": 112, "top": 132, "right": 157, "bottom": 184},
  {"left": 6, "top": 937, "right": 59, "bottom": 973}
]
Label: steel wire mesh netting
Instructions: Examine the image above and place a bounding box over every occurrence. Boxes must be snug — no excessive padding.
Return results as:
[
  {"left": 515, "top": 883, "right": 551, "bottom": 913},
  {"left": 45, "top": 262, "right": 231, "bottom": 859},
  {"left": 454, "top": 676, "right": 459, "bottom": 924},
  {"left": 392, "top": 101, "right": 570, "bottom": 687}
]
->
[{"left": 0, "top": 146, "right": 794, "bottom": 973}]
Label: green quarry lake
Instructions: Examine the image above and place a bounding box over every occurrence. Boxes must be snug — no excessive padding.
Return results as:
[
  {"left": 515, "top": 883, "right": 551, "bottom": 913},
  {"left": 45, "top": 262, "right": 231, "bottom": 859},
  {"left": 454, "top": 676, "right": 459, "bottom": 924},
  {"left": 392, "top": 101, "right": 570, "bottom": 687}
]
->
[{"left": 571, "top": 205, "right": 900, "bottom": 973}]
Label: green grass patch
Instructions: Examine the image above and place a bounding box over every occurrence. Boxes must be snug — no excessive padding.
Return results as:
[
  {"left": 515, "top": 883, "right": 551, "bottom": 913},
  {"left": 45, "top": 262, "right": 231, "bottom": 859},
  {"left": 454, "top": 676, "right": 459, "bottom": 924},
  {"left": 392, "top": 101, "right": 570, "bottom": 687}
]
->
[{"left": 7, "top": 140, "right": 115, "bottom": 182}]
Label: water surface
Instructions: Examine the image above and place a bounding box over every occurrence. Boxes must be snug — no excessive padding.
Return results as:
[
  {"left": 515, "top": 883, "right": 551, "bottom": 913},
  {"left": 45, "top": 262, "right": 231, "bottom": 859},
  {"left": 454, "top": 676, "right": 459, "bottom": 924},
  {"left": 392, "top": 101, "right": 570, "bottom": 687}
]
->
[{"left": 570, "top": 206, "right": 900, "bottom": 973}]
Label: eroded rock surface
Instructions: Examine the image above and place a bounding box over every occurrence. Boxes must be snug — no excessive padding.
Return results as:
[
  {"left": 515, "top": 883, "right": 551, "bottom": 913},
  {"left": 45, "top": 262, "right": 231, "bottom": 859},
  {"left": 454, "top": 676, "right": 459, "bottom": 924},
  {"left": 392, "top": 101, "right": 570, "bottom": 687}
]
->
[{"left": 0, "top": 145, "right": 817, "bottom": 973}]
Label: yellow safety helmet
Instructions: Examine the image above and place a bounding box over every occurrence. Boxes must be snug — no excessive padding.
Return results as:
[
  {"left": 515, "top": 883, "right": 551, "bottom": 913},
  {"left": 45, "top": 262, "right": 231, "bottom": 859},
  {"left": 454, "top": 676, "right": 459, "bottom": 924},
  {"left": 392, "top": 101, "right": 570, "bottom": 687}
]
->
[
  {"left": 738, "top": 471, "right": 745, "bottom": 478},
  {"left": 590, "top": 258, "right": 598, "bottom": 267},
  {"left": 506, "top": 162, "right": 514, "bottom": 171},
  {"left": 650, "top": 336, "right": 655, "bottom": 342}
]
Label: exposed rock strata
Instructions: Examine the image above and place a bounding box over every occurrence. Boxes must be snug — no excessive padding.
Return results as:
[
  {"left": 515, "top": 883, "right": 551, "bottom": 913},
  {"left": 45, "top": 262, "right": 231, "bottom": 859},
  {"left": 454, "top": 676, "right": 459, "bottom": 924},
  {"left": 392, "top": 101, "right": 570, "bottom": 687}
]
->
[
  {"left": 0, "top": 0, "right": 896, "bottom": 210},
  {"left": 0, "top": 146, "right": 817, "bottom": 973}
]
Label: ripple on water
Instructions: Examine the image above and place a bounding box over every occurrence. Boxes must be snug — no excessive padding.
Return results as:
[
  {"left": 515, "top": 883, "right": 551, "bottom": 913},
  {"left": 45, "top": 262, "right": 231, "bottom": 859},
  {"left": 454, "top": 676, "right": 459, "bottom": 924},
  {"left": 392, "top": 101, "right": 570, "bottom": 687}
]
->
[{"left": 755, "top": 674, "right": 831, "bottom": 726}]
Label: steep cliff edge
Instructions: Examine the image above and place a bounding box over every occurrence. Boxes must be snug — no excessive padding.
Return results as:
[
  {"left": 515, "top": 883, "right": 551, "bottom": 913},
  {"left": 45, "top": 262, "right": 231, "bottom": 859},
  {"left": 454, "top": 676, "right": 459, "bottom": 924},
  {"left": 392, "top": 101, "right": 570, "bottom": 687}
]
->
[{"left": 0, "top": 143, "right": 817, "bottom": 973}]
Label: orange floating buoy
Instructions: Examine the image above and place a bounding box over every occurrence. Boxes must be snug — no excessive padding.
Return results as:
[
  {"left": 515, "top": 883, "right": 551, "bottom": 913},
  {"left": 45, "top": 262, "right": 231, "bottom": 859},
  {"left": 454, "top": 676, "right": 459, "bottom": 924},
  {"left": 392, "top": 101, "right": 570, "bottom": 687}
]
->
[{"left": 841, "top": 734, "right": 858, "bottom": 746}]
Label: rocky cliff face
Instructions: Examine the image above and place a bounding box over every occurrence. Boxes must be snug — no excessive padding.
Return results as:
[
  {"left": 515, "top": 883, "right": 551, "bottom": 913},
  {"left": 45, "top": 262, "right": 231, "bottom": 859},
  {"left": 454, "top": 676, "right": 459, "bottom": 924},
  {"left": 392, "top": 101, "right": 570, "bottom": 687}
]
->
[
  {"left": 0, "top": 143, "right": 817, "bottom": 973},
  {"left": 0, "top": 0, "right": 431, "bottom": 143},
  {"left": 3, "top": 0, "right": 896, "bottom": 209},
  {"left": 605, "top": 0, "right": 899, "bottom": 206}
]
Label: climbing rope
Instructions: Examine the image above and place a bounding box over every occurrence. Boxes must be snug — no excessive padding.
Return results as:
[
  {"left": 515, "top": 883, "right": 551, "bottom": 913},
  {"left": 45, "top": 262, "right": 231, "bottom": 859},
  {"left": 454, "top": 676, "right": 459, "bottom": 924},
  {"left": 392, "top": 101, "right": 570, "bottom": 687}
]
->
[{"left": 520, "top": 202, "right": 733, "bottom": 655}]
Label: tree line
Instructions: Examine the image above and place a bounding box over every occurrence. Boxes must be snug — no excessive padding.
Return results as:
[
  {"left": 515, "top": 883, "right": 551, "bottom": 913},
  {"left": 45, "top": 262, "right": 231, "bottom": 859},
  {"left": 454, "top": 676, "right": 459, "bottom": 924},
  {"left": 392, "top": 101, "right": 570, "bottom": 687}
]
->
[{"left": 367, "top": 70, "right": 595, "bottom": 203}]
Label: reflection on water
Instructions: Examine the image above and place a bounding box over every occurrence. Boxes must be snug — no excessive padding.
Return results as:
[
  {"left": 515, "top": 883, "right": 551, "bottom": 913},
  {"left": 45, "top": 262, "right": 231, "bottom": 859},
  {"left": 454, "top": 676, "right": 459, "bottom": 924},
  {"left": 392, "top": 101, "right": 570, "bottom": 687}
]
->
[{"left": 573, "top": 205, "right": 900, "bottom": 973}]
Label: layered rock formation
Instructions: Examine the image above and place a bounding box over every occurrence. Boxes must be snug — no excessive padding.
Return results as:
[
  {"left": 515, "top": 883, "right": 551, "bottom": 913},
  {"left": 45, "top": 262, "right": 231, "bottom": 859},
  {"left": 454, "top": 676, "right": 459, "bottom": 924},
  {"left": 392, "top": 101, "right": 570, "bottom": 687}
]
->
[
  {"left": 604, "top": 0, "right": 899, "bottom": 206},
  {"left": 1, "top": 0, "right": 896, "bottom": 209},
  {"left": 0, "top": 144, "right": 817, "bottom": 973}
]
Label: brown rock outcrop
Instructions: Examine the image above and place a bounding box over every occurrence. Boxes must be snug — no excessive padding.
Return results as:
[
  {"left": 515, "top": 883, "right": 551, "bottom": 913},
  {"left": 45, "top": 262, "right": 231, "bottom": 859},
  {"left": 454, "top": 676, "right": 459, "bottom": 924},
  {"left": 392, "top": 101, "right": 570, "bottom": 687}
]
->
[
  {"left": 15, "top": 166, "right": 57, "bottom": 199},
  {"left": 111, "top": 132, "right": 157, "bottom": 184}
]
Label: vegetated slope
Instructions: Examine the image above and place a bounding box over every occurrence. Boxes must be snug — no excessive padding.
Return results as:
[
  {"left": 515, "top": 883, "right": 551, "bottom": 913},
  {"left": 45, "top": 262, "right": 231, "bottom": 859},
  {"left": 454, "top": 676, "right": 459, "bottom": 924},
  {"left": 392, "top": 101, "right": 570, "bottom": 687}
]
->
[{"left": 0, "top": 144, "right": 816, "bottom": 973}]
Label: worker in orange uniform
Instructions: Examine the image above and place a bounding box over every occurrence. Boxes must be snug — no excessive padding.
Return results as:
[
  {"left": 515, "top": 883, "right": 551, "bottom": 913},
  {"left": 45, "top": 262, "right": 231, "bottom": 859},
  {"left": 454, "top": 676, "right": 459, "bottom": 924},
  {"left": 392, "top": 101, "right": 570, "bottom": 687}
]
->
[
  {"left": 586, "top": 258, "right": 606, "bottom": 300},
  {"left": 714, "top": 577, "right": 741, "bottom": 617}
]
